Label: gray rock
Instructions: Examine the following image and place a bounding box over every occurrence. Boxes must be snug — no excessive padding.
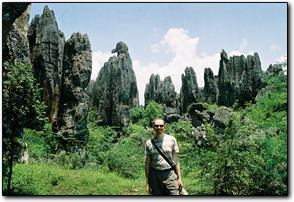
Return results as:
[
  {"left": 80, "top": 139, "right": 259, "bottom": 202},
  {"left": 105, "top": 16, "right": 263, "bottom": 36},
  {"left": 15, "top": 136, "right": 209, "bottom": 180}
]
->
[
  {"left": 144, "top": 74, "right": 179, "bottom": 123},
  {"left": 188, "top": 103, "right": 210, "bottom": 127},
  {"left": 217, "top": 50, "right": 262, "bottom": 107},
  {"left": 28, "top": 5, "right": 65, "bottom": 123},
  {"left": 2, "top": 2, "right": 30, "bottom": 42},
  {"left": 56, "top": 32, "right": 92, "bottom": 151},
  {"left": 144, "top": 74, "right": 162, "bottom": 106},
  {"left": 266, "top": 63, "right": 284, "bottom": 76},
  {"left": 191, "top": 125, "right": 208, "bottom": 146},
  {"left": 180, "top": 67, "right": 200, "bottom": 114},
  {"left": 145, "top": 75, "right": 178, "bottom": 108},
  {"left": 3, "top": 4, "right": 31, "bottom": 64},
  {"left": 203, "top": 67, "right": 218, "bottom": 104},
  {"left": 212, "top": 106, "right": 232, "bottom": 128},
  {"left": 93, "top": 41, "right": 139, "bottom": 128}
]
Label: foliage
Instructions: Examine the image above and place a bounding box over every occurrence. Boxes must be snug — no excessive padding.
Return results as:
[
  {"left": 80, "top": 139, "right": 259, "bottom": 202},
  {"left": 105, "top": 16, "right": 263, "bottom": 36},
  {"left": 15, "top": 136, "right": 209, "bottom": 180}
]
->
[
  {"left": 2, "top": 59, "right": 46, "bottom": 194},
  {"left": 130, "top": 101, "right": 163, "bottom": 127},
  {"left": 3, "top": 162, "right": 146, "bottom": 195},
  {"left": 197, "top": 71, "right": 287, "bottom": 195},
  {"left": 104, "top": 124, "right": 153, "bottom": 179},
  {"left": 86, "top": 126, "right": 115, "bottom": 166},
  {"left": 144, "top": 101, "right": 163, "bottom": 126},
  {"left": 24, "top": 124, "right": 59, "bottom": 161}
]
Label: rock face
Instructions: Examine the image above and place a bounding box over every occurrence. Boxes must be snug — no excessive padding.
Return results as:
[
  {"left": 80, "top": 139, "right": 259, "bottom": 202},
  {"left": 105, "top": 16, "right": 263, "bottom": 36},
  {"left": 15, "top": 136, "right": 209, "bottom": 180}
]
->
[
  {"left": 2, "top": 2, "right": 30, "bottom": 42},
  {"left": 93, "top": 41, "right": 139, "bottom": 128},
  {"left": 218, "top": 49, "right": 262, "bottom": 107},
  {"left": 180, "top": 67, "right": 200, "bottom": 114},
  {"left": 55, "top": 32, "right": 92, "bottom": 151},
  {"left": 3, "top": 4, "right": 31, "bottom": 64},
  {"left": 145, "top": 74, "right": 178, "bottom": 108},
  {"left": 28, "top": 5, "right": 65, "bottom": 123},
  {"left": 203, "top": 68, "right": 218, "bottom": 104},
  {"left": 144, "top": 74, "right": 179, "bottom": 123}
]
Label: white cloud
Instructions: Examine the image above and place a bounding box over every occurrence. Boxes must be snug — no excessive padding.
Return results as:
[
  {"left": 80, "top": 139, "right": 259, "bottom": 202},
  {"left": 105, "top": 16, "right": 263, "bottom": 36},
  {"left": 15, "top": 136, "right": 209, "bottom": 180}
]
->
[
  {"left": 270, "top": 44, "right": 281, "bottom": 51},
  {"left": 91, "top": 51, "right": 115, "bottom": 80},
  {"left": 240, "top": 38, "right": 248, "bottom": 52},
  {"left": 136, "top": 28, "right": 219, "bottom": 105}
]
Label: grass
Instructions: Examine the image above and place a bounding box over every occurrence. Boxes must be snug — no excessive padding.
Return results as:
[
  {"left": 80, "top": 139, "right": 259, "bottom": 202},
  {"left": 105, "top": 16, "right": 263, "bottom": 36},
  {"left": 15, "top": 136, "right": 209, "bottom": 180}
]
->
[{"left": 6, "top": 162, "right": 147, "bottom": 195}]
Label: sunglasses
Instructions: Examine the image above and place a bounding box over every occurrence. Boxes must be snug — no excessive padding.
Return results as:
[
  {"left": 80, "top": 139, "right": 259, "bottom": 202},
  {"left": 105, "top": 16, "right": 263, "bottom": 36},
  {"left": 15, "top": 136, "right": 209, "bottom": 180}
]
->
[{"left": 154, "top": 125, "right": 164, "bottom": 128}]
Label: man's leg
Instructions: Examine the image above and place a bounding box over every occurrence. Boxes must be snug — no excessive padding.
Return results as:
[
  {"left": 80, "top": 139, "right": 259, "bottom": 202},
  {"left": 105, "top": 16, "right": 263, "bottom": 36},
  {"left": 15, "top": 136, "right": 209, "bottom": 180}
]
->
[
  {"left": 163, "top": 170, "right": 179, "bottom": 195},
  {"left": 148, "top": 169, "right": 165, "bottom": 195}
]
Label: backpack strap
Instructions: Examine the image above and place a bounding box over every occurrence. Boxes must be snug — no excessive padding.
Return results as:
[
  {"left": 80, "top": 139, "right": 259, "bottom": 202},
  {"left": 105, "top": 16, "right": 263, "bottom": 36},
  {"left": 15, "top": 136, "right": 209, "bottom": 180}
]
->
[{"left": 151, "top": 138, "right": 176, "bottom": 173}]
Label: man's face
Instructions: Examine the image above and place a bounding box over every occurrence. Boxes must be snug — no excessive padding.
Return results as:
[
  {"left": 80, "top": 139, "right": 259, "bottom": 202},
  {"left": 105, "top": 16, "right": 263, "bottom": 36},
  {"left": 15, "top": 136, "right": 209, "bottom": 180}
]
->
[{"left": 154, "top": 119, "right": 165, "bottom": 135}]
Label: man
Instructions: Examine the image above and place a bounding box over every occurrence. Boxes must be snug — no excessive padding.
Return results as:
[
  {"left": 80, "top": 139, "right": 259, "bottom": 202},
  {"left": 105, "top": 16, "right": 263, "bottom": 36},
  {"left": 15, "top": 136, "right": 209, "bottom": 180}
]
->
[{"left": 145, "top": 118, "right": 183, "bottom": 195}]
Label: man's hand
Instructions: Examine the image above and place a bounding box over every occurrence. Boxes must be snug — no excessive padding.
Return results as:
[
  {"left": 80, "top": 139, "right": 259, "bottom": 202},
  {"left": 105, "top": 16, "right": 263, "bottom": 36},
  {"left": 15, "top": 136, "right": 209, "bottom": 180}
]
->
[
  {"left": 178, "top": 179, "right": 183, "bottom": 190},
  {"left": 146, "top": 183, "right": 152, "bottom": 195}
]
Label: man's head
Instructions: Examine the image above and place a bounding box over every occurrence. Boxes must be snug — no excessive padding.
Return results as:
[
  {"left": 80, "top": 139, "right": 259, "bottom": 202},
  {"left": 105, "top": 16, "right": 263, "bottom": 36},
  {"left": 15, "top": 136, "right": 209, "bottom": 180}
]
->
[{"left": 153, "top": 118, "right": 165, "bottom": 135}]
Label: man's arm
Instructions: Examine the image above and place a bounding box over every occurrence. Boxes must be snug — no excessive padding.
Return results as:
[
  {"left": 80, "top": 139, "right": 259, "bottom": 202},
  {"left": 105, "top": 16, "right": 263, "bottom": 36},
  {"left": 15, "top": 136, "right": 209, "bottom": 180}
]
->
[
  {"left": 173, "top": 153, "right": 183, "bottom": 190},
  {"left": 145, "top": 157, "right": 151, "bottom": 194}
]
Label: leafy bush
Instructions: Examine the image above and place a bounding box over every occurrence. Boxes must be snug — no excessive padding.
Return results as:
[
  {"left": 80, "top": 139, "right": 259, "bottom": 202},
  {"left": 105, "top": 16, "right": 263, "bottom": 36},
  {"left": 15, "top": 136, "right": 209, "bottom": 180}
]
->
[{"left": 197, "top": 72, "right": 287, "bottom": 195}]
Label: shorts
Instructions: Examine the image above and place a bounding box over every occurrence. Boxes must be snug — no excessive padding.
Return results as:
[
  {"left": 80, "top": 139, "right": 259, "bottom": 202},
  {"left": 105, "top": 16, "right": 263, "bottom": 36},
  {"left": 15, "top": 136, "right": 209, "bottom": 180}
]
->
[{"left": 148, "top": 168, "right": 179, "bottom": 195}]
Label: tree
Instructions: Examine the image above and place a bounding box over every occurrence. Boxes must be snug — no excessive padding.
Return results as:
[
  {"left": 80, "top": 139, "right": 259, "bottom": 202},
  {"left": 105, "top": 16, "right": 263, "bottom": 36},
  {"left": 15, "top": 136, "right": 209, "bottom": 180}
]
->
[
  {"left": 145, "top": 101, "right": 163, "bottom": 127},
  {"left": 2, "top": 59, "right": 46, "bottom": 195}
]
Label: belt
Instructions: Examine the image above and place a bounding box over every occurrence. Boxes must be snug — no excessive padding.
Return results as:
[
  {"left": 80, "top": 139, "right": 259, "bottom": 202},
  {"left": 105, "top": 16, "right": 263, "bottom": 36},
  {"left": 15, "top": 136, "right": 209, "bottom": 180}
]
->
[{"left": 151, "top": 167, "right": 172, "bottom": 173}]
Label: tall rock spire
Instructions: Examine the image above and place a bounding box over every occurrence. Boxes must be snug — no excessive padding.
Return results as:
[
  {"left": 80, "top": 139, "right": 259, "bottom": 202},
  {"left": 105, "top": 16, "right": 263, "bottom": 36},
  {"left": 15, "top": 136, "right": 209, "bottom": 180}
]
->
[{"left": 93, "top": 41, "right": 139, "bottom": 128}]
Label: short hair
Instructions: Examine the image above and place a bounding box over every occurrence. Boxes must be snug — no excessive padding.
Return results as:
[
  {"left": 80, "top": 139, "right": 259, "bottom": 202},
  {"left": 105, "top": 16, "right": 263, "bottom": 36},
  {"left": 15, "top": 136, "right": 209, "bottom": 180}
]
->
[{"left": 153, "top": 118, "right": 165, "bottom": 126}]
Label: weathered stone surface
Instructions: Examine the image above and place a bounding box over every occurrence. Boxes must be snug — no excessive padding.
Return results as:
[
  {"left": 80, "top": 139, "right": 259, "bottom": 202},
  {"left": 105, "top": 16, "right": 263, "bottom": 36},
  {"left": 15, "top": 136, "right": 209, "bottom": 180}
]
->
[
  {"left": 188, "top": 103, "right": 210, "bottom": 127},
  {"left": 217, "top": 50, "right": 262, "bottom": 107},
  {"left": 144, "top": 74, "right": 162, "bottom": 106},
  {"left": 144, "top": 74, "right": 179, "bottom": 123},
  {"left": 145, "top": 75, "right": 178, "bottom": 108},
  {"left": 28, "top": 5, "right": 65, "bottom": 123},
  {"left": 2, "top": 2, "right": 30, "bottom": 42},
  {"left": 3, "top": 4, "right": 31, "bottom": 64},
  {"left": 203, "top": 68, "right": 218, "bottom": 104},
  {"left": 239, "top": 53, "right": 262, "bottom": 106},
  {"left": 93, "top": 41, "right": 139, "bottom": 128},
  {"left": 266, "top": 63, "right": 284, "bottom": 76},
  {"left": 212, "top": 106, "right": 232, "bottom": 129},
  {"left": 180, "top": 67, "right": 200, "bottom": 114},
  {"left": 56, "top": 32, "right": 92, "bottom": 151},
  {"left": 191, "top": 125, "right": 208, "bottom": 146}
]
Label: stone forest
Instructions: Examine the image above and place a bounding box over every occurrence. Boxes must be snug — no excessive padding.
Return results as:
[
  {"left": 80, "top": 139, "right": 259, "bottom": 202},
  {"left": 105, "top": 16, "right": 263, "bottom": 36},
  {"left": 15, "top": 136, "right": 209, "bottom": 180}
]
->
[{"left": 2, "top": 3, "right": 287, "bottom": 196}]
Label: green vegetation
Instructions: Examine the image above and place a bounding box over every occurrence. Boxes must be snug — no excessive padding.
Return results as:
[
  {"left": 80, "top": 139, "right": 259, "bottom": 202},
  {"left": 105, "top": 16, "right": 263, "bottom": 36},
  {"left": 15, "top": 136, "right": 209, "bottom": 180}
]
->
[
  {"left": 2, "top": 60, "right": 46, "bottom": 194},
  {"left": 2, "top": 68, "right": 287, "bottom": 195}
]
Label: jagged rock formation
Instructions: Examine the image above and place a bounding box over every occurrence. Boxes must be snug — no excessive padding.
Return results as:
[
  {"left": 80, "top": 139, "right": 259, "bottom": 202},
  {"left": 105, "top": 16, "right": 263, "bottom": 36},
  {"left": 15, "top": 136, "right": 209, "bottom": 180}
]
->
[
  {"left": 28, "top": 5, "right": 65, "bottom": 123},
  {"left": 218, "top": 49, "right": 262, "bottom": 107},
  {"left": 55, "top": 32, "right": 92, "bottom": 151},
  {"left": 266, "top": 63, "right": 284, "bottom": 76},
  {"left": 145, "top": 74, "right": 178, "bottom": 108},
  {"left": 203, "top": 68, "right": 218, "bottom": 104},
  {"left": 2, "top": 2, "right": 30, "bottom": 43},
  {"left": 93, "top": 41, "right": 139, "bottom": 128},
  {"left": 180, "top": 67, "right": 201, "bottom": 114},
  {"left": 144, "top": 74, "right": 161, "bottom": 106},
  {"left": 3, "top": 4, "right": 31, "bottom": 64},
  {"left": 144, "top": 74, "right": 180, "bottom": 123}
]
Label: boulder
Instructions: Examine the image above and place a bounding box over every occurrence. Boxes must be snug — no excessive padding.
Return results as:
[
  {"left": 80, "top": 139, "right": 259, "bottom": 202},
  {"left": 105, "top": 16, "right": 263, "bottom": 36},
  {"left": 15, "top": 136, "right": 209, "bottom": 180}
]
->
[
  {"left": 191, "top": 125, "right": 208, "bottom": 146},
  {"left": 212, "top": 106, "right": 232, "bottom": 129},
  {"left": 93, "top": 41, "right": 139, "bottom": 128}
]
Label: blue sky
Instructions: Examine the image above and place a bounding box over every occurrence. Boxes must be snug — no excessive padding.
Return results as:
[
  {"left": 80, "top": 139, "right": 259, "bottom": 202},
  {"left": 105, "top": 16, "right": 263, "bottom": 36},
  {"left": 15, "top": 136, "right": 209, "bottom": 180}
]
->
[{"left": 29, "top": 2, "right": 287, "bottom": 106}]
